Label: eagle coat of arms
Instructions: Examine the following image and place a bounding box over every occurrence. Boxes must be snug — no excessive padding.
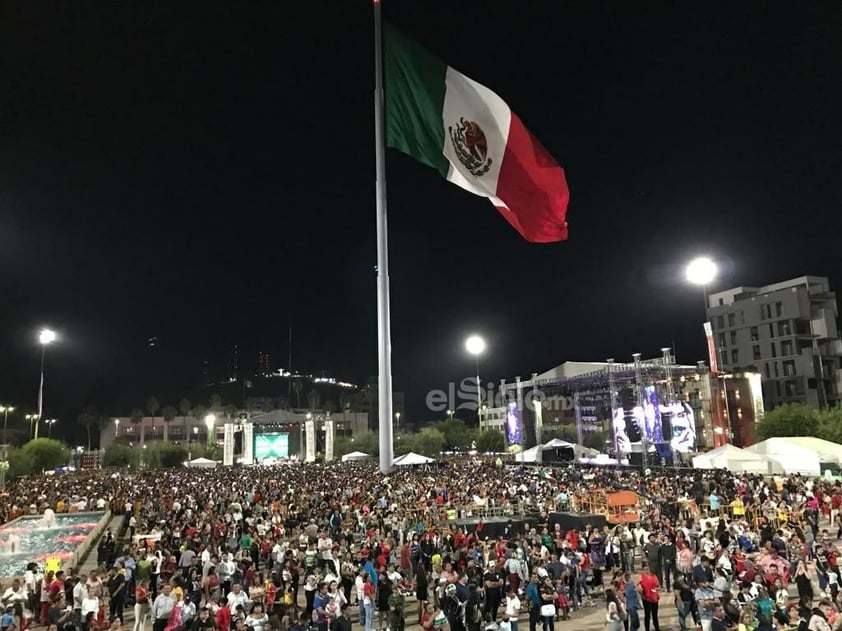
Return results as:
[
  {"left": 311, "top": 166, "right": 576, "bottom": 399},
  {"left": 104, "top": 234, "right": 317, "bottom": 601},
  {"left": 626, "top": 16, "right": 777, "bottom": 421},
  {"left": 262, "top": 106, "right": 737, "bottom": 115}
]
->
[{"left": 448, "top": 117, "right": 492, "bottom": 177}]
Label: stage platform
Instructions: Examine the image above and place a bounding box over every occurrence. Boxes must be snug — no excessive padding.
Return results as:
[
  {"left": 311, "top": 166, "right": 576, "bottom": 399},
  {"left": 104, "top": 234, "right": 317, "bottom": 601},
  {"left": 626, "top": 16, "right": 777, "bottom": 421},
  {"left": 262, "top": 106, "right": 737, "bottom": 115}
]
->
[
  {"left": 448, "top": 511, "right": 610, "bottom": 538},
  {"left": 548, "top": 511, "right": 608, "bottom": 532}
]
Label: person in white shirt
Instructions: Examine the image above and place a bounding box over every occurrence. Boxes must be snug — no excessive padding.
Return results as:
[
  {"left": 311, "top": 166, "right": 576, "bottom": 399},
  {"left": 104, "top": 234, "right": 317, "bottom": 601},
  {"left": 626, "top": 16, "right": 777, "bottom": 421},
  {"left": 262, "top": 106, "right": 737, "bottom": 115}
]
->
[
  {"left": 318, "top": 533, "right": 335, "bottom": 575},
  {"left": 81, "top": 584, "right": 101, "bottom": 620},
  {"left": 227, "top": 584, "right": 249, "bottom": 611},
  {"left": 72, "top": 575, "right": 87, "bottom": 612},
  {"left": 503, "top": 587, "right": 521, "bottom": 631},
  {"left": 2, "top": 579, "right": 27, "bottom": 608}
]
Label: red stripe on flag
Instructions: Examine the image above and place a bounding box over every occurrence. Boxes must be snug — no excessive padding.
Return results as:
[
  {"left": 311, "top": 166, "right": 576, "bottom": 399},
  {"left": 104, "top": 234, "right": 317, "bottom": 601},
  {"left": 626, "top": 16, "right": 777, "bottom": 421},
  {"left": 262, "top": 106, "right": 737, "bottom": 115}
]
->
[{"left": 495, "top": 112, "right": 569, "bottom": 243}]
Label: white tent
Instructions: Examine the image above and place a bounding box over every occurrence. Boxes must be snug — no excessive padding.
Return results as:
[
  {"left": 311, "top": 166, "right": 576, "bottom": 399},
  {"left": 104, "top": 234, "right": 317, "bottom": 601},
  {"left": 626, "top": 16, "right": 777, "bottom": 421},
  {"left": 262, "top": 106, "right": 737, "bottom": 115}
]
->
[
  {"left": 543, "top": 438, "right": 574, "bottom": 449},
  {"left": 745, "top": 437, "right": 842, "bottom": 476},
  {"left": 518, "top": 445, "right": 541, "bottom": 462},
  {"left": 692, "top": 444, "right": 783, "bottom": 474},
  {"left": 393, "top": 452, "right": 434, "bottom": 466},
  {"left": 341, "top": 451, "right": 372, "bottom": 462},
  {"left": 186, "top": 457, "right": 217, "bottom": 469}
]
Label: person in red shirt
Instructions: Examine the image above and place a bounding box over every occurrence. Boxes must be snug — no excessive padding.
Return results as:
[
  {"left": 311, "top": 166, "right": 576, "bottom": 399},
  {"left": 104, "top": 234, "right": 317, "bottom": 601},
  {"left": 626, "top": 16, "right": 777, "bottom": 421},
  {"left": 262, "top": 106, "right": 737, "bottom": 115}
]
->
[{"left": 639, "top": 564, "right": 661, "bottom": 631}]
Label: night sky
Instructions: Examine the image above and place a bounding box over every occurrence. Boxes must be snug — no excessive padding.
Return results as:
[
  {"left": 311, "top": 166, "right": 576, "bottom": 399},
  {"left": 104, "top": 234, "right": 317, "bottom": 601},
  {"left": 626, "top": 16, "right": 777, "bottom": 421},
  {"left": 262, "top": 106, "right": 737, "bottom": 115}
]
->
[{"left": 1, "top": 1, "right": 840, "bottom": 438}]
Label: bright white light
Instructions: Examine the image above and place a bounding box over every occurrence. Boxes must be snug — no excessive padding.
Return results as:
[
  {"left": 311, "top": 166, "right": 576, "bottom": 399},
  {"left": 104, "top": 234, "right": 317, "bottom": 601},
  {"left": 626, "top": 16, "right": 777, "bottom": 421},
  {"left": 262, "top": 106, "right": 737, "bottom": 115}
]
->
[
  {"left": 205, "top": 414, "right": 216, "bottom": 429},
  {"left": 465, "top": 335, "right": 486, "bottom": 356},
  {"left": 39, "top": 329, "right": 57, "bottom": 345},
  {"left": 685, "top": 257, "right": 718, "bottom": 286}
]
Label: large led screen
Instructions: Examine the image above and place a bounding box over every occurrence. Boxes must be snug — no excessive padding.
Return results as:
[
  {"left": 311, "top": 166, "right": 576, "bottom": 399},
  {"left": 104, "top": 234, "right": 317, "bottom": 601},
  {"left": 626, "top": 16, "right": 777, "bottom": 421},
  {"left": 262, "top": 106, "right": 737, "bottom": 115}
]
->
[{"left": 254, "top": 433, "right": 289, "bottom": 460}]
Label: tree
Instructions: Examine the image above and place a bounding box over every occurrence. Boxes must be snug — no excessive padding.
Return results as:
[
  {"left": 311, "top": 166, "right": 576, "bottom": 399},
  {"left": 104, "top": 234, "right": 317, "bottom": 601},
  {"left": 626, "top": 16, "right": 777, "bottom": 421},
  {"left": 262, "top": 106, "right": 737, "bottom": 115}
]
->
[
  {"left": 161, "top": 405, "right": 176, "bottom": 442},
  {"left": 755, "top": 403, "right": 819, "bottom": 440},
  {"left": 145, "top": 396, "right": 160, "bottom": 419},
  {"left": 475, "top": 430, "right": 506, "bottom": 453},
  {"left": 349, "top": 431, "right": 379, "bottom": 457},
  {"left": 223, "top": 404, "right": 237, "bottom": 419},
  {"left": 103, "top": 443, "right": 140, "bottom": 468},
  {"left": 130, "top": 408, "right": 144, "bottom": 440},
  {"left": 817, "top": 405, "right": 842, "bottom": 443},
  {"left": 77, "top": 405, "right": 98, "bottom": 451},
  {"left": 307, "top": 389, "right": 320, "bottom": 411},
  {"left": 21, "top": 438, "right": 69, "bottom": 473},
  {"left": 437, "top": 418, "right": 472, "bottom": 451},
  {"left": 178, "top": 398, "right": 191, "bottom": 437},
  {"left": 291, "top": 381, "right": 303, "bottom": 409},
  {"left": 412, "top": 428, "right": 445, "bottom": 457},
  {"left": 209, "top": 394, "right": 223, "bottom": 410}
]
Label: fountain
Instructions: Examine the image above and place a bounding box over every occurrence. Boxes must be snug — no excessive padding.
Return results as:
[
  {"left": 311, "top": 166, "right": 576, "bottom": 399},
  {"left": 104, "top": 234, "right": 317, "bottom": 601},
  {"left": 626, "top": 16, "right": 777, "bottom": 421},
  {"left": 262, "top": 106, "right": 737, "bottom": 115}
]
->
[{"left": 37, "top": 509, "right": 57, "bottom": 529}]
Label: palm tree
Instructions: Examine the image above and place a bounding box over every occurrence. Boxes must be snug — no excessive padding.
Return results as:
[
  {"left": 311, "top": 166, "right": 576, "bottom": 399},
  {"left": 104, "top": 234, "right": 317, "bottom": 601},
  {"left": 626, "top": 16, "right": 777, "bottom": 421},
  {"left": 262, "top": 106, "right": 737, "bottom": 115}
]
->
[
  {"left": 179, "top": 398, "right": 191, "bottom": 440},
  {"left": 222, "top": 404, "right": 237, "bottom": 420},
  {"left": 291, "top": 380, "right": 303, "bottom": 409},
  {"left": 130, "top": 408, "right": 144, "bottom": 442},
  {"left": 145, "top": 396, "right": 160, "bottom": 444},
  {"left": 77, "top": 405, "right": 97, "bottom": 451},
  {"left": 307, "top": 389, "right": 320, "bottom": 411},
  {"left": 209, "top": 393, "right": 222, "bottom": 410},
  {"left": 161, "top": 405, "right": 176, "bottom": 442}
]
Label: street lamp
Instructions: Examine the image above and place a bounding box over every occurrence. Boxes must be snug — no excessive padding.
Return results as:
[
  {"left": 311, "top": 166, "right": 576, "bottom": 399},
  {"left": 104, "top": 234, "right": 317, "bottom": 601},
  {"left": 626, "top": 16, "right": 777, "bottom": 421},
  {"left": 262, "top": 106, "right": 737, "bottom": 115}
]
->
[
  {"left": 446, "top": 409, "right": 454, "bottom": 419},
  {"left": 35, "top": 328, "right": 57, "bottom": 439},
  {"left": 205, "top": 414, "right": 215, "bottom": 447},
  {"left": 114, "top": 419, "right": 120, "bottom": 437},
  {"left": 465, "top": 334, "right": 486, "bottom": 419},
  {"left": 394, "top": 412, "right": 400, "bottom": 427},
  {"left": 0, "top": 406, "right": 14, "bottom": 445},
  {"left": 685, "top": 257, "right": 718, "bottom": 309},
  {"left": 25, "top": 414, "right": 38, "bottom": 440},
  {"left": 45, "top": 418, "right": 57, "bottom": 438}
]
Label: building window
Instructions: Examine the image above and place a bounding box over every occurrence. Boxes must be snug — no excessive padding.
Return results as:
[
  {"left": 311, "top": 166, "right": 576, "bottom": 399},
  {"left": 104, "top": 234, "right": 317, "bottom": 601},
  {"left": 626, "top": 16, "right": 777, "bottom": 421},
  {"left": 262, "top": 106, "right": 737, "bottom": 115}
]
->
[
  {"left": 720, "top": 349, "right": 728, "bottom": 366},
  {"left": 762, "top": 304, "right": 772, "bottom": 320},
  {"left": 768, "top": 324, "right": 775, "bottom": 338},
  {"left": 719, "top": 298, "right": 724, "bottom": 306},
  {"left": 728, "top": 313, "right": 736, "bottom": 328},
  {"left": 778, "top": 321, "right": 792, "bottom": 336},
  {"left": 774, "top": 362, "right": 780, "bottom": 377},
  {"left": 775, "top": 381, "right": 782, "bottom": 397},
  {"left": 781, "top": 340, "right": 793, "bottom": 356},
  {"left": 771, "top": 342, "right": 777, "bottom": 358},
  {"left": 753, "top": 345, "right": 762, "bottom": 360},
  {"left": 765, "top": 363, "right": 771, "bottom": 378},
  {"left": 716, "top": 315, "right": 725, "bottom": 329},
  {"left": 731, "top": 349, "right": 739, "bottom": 364},
  {"left": 719, "top": 333, "right": 727, "bottom": 347},
  {"left": 750, "top": 326, "right": 759, "bottom": 341},
  {"left": 740, "top": 310, "right": 745, "bottom": 325},
  {"left": 783, "top": 360, "right": 796, "bottom": 376},
  {"left": 730, "top": 331, "right": 737, "bottom": 345},
  {"left": 775, "top": 301, "right": 783, "bottom": 317}
]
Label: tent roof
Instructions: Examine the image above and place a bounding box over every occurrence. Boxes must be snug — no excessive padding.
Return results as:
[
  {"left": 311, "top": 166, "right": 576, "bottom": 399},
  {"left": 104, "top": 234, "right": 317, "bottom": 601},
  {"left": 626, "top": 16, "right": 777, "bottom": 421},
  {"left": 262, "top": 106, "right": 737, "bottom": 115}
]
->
[
  {"left": 393, "top": 452, "right": 434, "bottom": 466},
  {"left": 701, "top": 444, "right": 766, "bottom": 461},
  {"left": 341, "top": 451, "right": 372, "bottom": 462},
  {"left": 543, "top": 439, "right": 574, "bottom": 449},
  {"left": 188, "top": 457, "right": 215, "bottom": 464}
]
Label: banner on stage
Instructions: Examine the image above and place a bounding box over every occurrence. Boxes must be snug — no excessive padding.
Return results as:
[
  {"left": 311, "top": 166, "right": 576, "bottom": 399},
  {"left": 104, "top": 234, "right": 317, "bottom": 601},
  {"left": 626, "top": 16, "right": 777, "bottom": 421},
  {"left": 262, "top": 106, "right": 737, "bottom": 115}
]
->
[{"left": 223, "top": 423, "right": 234, "bottom": 466}]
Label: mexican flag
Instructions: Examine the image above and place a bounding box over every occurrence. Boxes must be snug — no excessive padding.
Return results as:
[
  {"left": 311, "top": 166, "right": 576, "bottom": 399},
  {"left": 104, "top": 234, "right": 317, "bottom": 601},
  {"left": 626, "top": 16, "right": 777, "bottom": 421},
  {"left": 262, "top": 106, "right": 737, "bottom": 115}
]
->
[{"left": 384, "top": 24, "right": 570, "bottom": 243}]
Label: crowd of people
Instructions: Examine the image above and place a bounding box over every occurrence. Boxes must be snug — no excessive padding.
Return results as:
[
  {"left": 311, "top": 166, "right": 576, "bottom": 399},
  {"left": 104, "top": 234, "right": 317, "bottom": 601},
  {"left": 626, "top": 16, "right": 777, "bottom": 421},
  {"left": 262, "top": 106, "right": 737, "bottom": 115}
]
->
[{"left": 0, "top": 459, "right": 841, "bottom": 631}]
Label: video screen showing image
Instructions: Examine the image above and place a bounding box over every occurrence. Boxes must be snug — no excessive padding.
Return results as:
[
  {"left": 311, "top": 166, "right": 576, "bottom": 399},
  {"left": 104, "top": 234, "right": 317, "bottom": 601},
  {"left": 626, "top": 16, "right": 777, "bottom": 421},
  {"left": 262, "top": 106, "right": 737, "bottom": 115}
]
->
[
  {"left": 612, "top": 387, "right": 697, "bottom": 454},
  {"left": 505, "top": 401, "right": 521, "bottom": 446},
  {"left": 254, "top": 433, "right": 289, "bottom": 460}
]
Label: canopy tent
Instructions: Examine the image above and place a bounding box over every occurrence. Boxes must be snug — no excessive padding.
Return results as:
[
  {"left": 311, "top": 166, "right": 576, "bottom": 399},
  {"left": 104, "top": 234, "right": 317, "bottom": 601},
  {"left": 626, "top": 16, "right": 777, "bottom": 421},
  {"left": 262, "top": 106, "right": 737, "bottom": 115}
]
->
[
  {"left": 517, "top": 445, "right": 541, "bottom": 462},
  {"left": 745, "top": 437, "right": 842, "bottom": 476},
  {"left": 186, "top": 457, "right": 217, "bottom": 469},
  {"left": 543, "top": 438, "right": 573, "bottom": 449},
  {"left": 341, "top": 451, "right": 372, "bottom": 462},
  {"left": 692, "top": 444, "right": 784, "bottom": 474},
  {"left": 393, "top": 452, "right": 434, "bottom": 466}
]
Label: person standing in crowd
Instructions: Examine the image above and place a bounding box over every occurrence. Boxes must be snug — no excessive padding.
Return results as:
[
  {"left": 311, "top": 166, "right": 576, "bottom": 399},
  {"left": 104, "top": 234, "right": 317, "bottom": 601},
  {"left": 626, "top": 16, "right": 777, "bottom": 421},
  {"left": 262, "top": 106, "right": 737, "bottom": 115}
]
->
[
  {"left": 151, "top": 584, "right": 176, "bottom": 631},
  {"left": 483, "top": 563, "right": 504, "bottom": 622},
  {"left": 639, "top": 564, "right": 660, "bottom": 631}
]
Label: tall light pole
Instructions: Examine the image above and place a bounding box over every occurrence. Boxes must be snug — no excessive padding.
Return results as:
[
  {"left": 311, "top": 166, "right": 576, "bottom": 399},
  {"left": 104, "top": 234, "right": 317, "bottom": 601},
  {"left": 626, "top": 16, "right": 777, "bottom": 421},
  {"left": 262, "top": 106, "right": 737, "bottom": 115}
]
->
[
  {"left": 35, "top": 328, "right": 57, "bottom": 439},
  {"left": 45, "top": 418, "right": 57, "bottom": 438},
  {"left": 25, "top": 414, "right": 38, "bottom": 440},
  {"left": 114, "top": 419, "right": 120, "bottom": 437},
  {"left": 686, "top": 256, "right": 726, "bottom": 445},
  {"left": 685, "top": 257, "right": 718, "bottom": 312},
  {"left": 205, "top": 414, "right": 216, "bottom": 447},
  {"left": 0, "top": 406, "right": 14, "bottom": 445},
  {"left": 465, "top": 335, "right": 486, "bottom": 422}
]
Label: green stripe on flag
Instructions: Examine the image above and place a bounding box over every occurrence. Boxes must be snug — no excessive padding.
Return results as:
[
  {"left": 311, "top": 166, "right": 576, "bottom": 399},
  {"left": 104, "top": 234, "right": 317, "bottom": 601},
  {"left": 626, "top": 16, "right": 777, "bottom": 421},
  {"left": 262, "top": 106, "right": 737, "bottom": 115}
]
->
[{"left": 384, "top": 24, "right": 449, "bottom": 177}]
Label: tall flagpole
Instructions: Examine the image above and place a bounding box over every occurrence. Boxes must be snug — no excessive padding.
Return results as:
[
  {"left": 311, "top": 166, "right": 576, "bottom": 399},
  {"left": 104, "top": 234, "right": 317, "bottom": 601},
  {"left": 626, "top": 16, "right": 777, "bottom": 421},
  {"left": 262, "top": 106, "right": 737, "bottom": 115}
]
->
[{"left": 373, "top": 0, "right": 394, "bottom": 474}]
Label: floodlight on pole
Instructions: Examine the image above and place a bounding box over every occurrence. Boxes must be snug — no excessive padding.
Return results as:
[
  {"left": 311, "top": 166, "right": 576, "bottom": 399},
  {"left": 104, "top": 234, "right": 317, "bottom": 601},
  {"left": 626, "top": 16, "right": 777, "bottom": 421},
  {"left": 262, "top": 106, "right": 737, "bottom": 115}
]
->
[
  {"left": 465, "top": 335, "right": 486, "bottom": 421},
  {"left": 35, "top": 328, "right": 57, "bottom": 439},
  {"left": 0, "top": 406, "right": 13, "bottom": 445}
]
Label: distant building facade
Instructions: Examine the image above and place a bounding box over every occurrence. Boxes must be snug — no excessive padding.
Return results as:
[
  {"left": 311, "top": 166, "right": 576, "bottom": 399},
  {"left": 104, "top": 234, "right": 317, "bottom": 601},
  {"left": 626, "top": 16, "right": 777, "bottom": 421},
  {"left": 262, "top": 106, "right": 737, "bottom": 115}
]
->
[{"left": 707, "top": 276, "right": 842, "bottom": 410}]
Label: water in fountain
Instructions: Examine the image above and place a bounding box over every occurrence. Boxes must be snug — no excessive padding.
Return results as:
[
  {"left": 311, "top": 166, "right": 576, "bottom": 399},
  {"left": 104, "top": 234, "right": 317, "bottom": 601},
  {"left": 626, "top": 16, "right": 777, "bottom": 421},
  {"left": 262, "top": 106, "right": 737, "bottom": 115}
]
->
[{"left": 37, "top": 509, "right": 57, "bottom": 529}]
